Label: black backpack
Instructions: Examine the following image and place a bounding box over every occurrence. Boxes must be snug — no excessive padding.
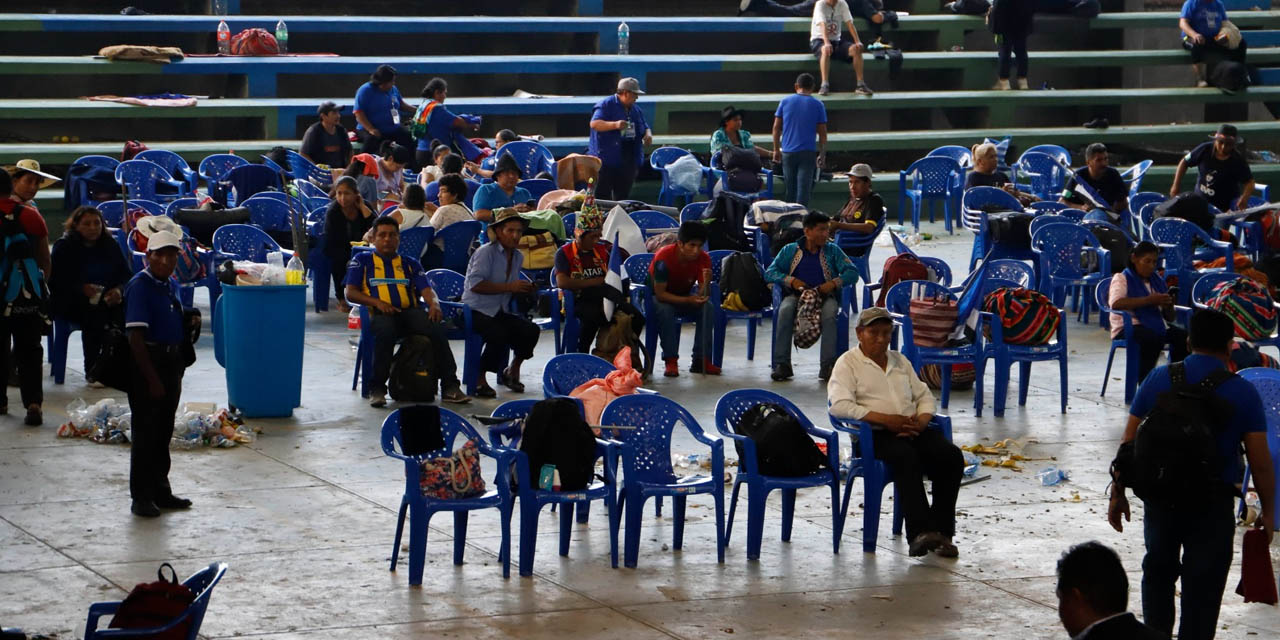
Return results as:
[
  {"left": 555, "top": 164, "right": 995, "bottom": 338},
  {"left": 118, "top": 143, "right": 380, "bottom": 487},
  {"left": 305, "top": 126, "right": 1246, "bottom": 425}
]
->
[
  {"left": 721, "top": 146, "right": 763, "bottom": 193},
  {"left": 719, "top": 251, "right": 770, "bottom": 311},
  {"left": 769, "top": 212, "right": 805, "bottom": 256},
  {"left": 1154, "top": 191, "right": 1214, "bottom": 233},
  {"left": 1114, "top": 362, "right": 1234, "bottom": 505},
  {"left": 519, "top": 397, "right": 598, "bottom": 490},
  {"left": 1089, "top": 224, "right": 1131, "bottom": 274},
  {"left": 1210, "top": 60, "right": 1250, "bottom": 94},
  {"left": 388, "top": 335, "right": 436, "bottom": 403},
  {"left": 987, "top": 211, "right": 1034, "bottom": 250},
  {"left": 705, "top": 192, "right": 753, "bottom": 252},
  {"left": 734, "top": 403, "right": 828, "bottom": 477}
]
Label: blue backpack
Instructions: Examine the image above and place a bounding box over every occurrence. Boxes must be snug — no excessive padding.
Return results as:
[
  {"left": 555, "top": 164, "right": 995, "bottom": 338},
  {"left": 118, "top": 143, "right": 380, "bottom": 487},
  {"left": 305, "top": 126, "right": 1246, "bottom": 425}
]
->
[{"left": 0, "top": 202, "right": 50, "bottom": 321}]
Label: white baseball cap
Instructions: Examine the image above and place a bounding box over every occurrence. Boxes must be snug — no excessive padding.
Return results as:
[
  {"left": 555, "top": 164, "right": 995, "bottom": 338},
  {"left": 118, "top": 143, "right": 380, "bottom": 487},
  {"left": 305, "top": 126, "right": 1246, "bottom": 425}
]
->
[{"left": 146, "top": 230, "right": 182, "bottom": 252}]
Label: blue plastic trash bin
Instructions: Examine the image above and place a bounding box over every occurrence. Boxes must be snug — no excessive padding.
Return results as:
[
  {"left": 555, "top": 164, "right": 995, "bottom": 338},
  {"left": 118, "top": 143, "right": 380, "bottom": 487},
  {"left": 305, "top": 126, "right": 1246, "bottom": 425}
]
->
[{"left": 213, "top": 284, "right": 306, "bottom": 417}]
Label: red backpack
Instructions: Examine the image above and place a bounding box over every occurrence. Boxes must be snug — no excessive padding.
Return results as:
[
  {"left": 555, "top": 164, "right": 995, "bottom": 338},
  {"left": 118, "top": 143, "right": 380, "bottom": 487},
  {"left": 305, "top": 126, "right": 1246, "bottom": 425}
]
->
[
  {"left": 109, "top": 563, "right": 195, "bottom": 638},
  {"left": 875, "top": 252, "right": 930, "bottom": 307},
  {"left": 230, "top": 28, "right": 279, "bottom": 56}
]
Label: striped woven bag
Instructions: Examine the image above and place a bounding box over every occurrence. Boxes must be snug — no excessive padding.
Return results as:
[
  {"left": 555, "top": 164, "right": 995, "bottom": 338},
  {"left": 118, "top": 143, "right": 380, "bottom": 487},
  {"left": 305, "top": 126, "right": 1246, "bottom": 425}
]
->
[
  {"left": 1207, "top": 277, "right": 1277, "bottom": 341},
  {"left": 981, "top": 287, "right": 1060, "bottom": 345}
]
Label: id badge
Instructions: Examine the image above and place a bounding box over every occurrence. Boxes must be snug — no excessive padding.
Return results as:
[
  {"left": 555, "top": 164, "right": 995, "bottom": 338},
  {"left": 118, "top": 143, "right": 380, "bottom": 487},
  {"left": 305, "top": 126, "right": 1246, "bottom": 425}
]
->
[{"left": 391, "top": 107, "right": 401, "bottom": 126}]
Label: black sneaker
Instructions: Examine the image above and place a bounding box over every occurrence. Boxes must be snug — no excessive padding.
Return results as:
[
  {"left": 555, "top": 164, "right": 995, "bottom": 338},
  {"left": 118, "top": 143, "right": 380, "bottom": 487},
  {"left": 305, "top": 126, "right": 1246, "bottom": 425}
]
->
[
  {"left": 909, "top": 532, "right": 944, "bottom": 557},
  {"left": 819, "top": 362, "right": 834, "bottom": 381},
  {"left": 24, "top": 406, "right": 41, "bottom": 426},
  {"left": 155, "top": 494, "right": 192, "bottom": 509},
  {"left": 770, "top": 364, "right": 794, "bottom": 381},
  {"left": 131, "top": 500, "right": 161, "bottom": 518},
  {"left": 1083, "top": 117, "right": 1109, "bottom": 129}
]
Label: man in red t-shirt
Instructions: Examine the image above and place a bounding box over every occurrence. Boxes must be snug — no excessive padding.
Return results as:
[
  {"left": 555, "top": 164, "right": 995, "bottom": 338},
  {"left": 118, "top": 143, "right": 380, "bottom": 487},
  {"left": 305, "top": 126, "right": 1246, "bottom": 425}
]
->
[
  {"left": 0, "top": 170, "right": 51, "bottom": 425},
  {"left": 648, "top": 221, "right": 718, "bottom": 377}
]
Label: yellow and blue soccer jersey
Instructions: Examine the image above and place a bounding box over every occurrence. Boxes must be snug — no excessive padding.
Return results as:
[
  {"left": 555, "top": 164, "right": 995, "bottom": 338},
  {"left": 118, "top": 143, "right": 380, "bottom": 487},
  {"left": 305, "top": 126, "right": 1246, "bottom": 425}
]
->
[{"left": 344, "top": 251, "right": 430, "bottom": 310}]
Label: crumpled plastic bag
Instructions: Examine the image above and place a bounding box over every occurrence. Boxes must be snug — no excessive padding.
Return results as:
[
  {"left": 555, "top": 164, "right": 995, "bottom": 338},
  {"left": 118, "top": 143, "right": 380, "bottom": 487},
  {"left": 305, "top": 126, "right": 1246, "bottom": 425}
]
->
[
  {"left": 570, "top": 347, "right": 643, "bottom": 425},
  {"left": 666, "top": 154, "right": 704, "bottom": 194},
  {"left": 58, "top": 398, "right": 130, "bottom": 443}
]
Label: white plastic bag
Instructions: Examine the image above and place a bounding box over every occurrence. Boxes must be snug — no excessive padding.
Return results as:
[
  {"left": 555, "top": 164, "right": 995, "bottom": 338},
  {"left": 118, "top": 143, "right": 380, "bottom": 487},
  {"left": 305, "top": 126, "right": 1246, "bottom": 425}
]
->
[{"left": 666, "top": 154, "right": 704, "bottom": 194}]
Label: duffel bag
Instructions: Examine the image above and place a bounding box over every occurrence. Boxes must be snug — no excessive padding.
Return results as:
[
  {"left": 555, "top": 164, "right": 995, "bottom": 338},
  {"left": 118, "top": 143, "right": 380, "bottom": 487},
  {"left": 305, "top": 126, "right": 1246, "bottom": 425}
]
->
[
  {"left": 981, "top": 287, "right": 1060, "bottom": 345},
  {"left": 1207, "top": 277, "right": 1278, "bottom": 341}
]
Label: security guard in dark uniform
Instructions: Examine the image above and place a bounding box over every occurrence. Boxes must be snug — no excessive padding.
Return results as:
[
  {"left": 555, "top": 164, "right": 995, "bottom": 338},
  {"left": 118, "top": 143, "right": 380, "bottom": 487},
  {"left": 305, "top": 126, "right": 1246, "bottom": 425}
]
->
[{"left": 124, "top": 230, "right": 193, "bottom": 518}]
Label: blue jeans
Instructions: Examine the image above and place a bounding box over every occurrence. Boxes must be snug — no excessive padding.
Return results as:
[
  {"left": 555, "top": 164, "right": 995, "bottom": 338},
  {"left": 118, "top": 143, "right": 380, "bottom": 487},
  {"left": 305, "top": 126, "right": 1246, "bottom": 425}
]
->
[
  {"left": 782, "top": 151, "right": 818, "bottom": 206},
  {"left": 652, "top": 300, "right": 713, "bottom": 361},
  {"left": 773, "top": 293, "right": 839, "bottom": 368},
  {"left": 1141, "top": 495, "right": 1235, "bottom": 640}
]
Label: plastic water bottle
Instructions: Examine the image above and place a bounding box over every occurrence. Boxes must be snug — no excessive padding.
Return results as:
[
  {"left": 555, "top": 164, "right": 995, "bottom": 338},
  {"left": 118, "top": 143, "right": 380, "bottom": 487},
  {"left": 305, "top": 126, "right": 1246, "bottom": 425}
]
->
[
  {"left": 1037, "top": 466, "right": 1069, "bottom": 486},
  {"left": 285, "top": 254, "right": 304, "bottom": 285},
  {"left": 275, "top": 19, "right": 288, "bottom": 54},
  {"left": 212, "top": 0, "right": 228, "bottom": 16},
  {"left": 617, "top": 21, "right": 629, "bottom": 55},
  {"left": 216, "top": 20, "right": 230, "bottom": 55}
]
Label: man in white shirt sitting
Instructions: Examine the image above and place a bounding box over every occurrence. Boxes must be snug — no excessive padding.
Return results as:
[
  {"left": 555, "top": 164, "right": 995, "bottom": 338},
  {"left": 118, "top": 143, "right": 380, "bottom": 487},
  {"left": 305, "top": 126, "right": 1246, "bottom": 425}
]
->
[{"left": 827, "top": 307, "right": 964, "bottom": 557}]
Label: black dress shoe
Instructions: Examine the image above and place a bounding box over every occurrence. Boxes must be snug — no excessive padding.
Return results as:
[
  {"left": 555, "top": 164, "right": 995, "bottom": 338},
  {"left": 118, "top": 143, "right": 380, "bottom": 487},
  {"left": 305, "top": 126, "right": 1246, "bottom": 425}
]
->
[
  {"left": 1083, "top": 117, "right": 1110, "bottom": 129},
  {"left": 155, "top": 495, "right": 192, "bottom": 509},
  {"left": 131, "top": 500, "right": 161, "bottom": 517},
  {"left": 770, "top": 364, "right": 794, "bottom": 381}
]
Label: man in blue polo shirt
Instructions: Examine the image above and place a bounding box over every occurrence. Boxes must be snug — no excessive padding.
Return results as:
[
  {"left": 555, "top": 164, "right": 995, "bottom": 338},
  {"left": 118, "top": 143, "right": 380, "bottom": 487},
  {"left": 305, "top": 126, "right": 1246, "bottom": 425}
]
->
[
  {"left": 353, "top": 64, "right": 415, "bottom": 156},
  {"left": 345, "top": 216, "right": 469, "bottom": 408},
  {"left": 124, "top": 230, "right": 196, "bottom": 518},
  {"left": 1108, "top": 309, "right": 1274, "bottom": 639},
  {"left": 772, "top": 73, "right": 828, "bottom": 206},
  {"left": 588, "top": 77, "right": 652, "bottom": 201}
]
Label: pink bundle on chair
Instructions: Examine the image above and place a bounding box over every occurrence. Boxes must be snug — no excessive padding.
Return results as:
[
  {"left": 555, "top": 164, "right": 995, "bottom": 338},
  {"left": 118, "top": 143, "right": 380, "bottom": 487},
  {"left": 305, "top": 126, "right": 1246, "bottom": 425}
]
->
[{"left": 569, "top": 348, "right": 643, "bottom": 424}]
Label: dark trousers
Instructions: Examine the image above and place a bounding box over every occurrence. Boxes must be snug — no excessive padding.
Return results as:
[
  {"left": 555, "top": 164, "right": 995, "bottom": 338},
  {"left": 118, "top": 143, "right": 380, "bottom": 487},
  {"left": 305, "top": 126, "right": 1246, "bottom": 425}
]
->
[
  {"left": 471, "top": 310, "right": 540, "bottom": 373},
  {"left": 0, "top": 314, "right": 45, "bottom": 409},
  {"left": 597, "top": 160, "right": 637, "bottom": 201},
  {"left": 745, "top": 0, "right": 816, "bottom": 17},
  {"left": 369, "top": 307, "right": 460, "bottom": 395},
  {"left": 1183, "top": 38, "right": 1247, "bottom": 65},
  {"left": 1132, "top": 324, "right": 1188, "bottom": 382},
  {"left": 128, "top": 347, "right": 184, "bottom": 503},
  {"left": 573, "top": 292, "right": 644, "bottom": 353},
  {"left": 1142, "top": 495, "right": 1235, "bottom": 640},
  {"left": 997, "top": 31, "right": 1029, "bottom": 79},
  {"left": 68, "top": 302, "right": 122, "bottom": 376},
  {"left": 871, "top": 427, "right": 964, "bottom": 540}
]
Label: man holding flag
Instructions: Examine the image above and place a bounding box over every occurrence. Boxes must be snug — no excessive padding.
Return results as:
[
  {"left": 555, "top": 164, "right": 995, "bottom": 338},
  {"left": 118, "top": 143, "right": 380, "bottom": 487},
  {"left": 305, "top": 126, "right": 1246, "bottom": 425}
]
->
[
  {"left": 1059, "top": 143, "right": 1129, "bottom": 225},
  {"left": 553, "top": 208, "right": 642, "bottom": 353}
]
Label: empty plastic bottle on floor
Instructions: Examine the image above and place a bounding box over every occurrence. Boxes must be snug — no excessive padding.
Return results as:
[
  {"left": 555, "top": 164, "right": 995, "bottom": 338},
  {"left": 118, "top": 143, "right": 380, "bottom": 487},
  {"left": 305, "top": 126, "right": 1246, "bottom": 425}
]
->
[
  {"left": 275, "top": 19, "right": 288, "bottom": 54},
  {"left": 216, "top": 20, "right": 230, "bottom": 55},
  {"left": 1037, "top": 466, "right": 1069, "bottom": 486},
  {"left": 617, "top": 22, "right": 630, "bottom": 55}
]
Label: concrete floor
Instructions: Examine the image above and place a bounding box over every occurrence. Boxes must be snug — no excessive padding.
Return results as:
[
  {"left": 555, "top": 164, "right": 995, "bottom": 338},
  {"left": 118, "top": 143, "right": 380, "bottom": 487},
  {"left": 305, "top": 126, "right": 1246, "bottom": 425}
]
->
[{"left": 2, "top": 221, "right": 1278, "bottom": 639}]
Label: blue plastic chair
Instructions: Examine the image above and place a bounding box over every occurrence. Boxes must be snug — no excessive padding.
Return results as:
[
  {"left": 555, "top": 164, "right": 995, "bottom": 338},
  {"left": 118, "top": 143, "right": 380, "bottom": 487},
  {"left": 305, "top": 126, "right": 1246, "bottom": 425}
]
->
[
  {"left": 424, "top": 269, "right": 484, "bottom": 396},
  {"left": 1237, "top": 367, "right": 1280, "bottom": 543},
  {"left": 48, "top": 315, "right": 83, "bottom": 385},
  {"left": 69, "top": 155, "right": 121, "bottom": 207},
  {"left": 961, "top": 186, "right": 1028, "bottom": 270},
  {"left": 1027, "top": 201, "right": 1070, "bottom": 215},
  {"left": 860, "top": 255, "right": 952, "bottom": 311},
  {"left": 629, "top": 209, "right": 680, "bottom": 238},
  {"left": 136, "top": 149, "right": 198, "bottom": 195},
  {"left": 483, "top": 400, "right": 620, "bottom": 577},
  {"left": 542, "top": 352, "right": 648, "bottom": 397},
  {"left": 397, "top": 226, "right": 434, "bottom": 261},
  {"left": 713, "top": 389, "right": 842, "bottom": 560},
  {"left": 517, "top": 178, "right": 557, "bottom": 204},
  {"left": 710, "top": 150, "right": 775, "bottom": 200},
  {"left": 83, "top": 561, "right": 227, "bottom": 639},
  {"left": 1128, "top": 191, "right": 1164, "bottom": 238},
  {"left": 926, "top": 144, "right": 973, "bottom": 167},
  {"left": 224, "top": 164, "right": 282, "bottom": 206},
  {"left": 983, "top": 258, "right": 1035, "bottom": 288},
  {"left": 899, "top": 156, "right": 962, "bottom": 233},
  {"left": 679, "top": 201, "right": 709, "bottom": 223},
  {"left": 1028, "top": 214, "right": 1071, "bottom": 240},
  {"left": 834, "top": 218, "right": 886, "bottom": 289},
  {"left": 1227, "top": 196, "right": 1270, "bottom": 261},
  {"left": 211, "top": 224, "right": 289, "bottom": 312},
  {"left": 708, "top": 249, "right": 771, "bottom": 368},
  {"left": 381, "top": 408, "right": 516, "bottom": 582},
  {"left": 1121, "top": 159, "right": 1154, "bottom": 199},
  {"left": 97, "top": 199, "right": 165, "bottom": 226},
  {"left": 769, "top": 281, "right": 851, "bottom": 373},
  {"left": 978, "top": 277, "right": 1070, "bottom": 417},
  {"left": 242, "top": 197, "right": 293, "bottom": 231},
  {"left": 1150, "top": 217, "right": 1233, "bottom": 306},
  {"left": 115, "top": 160, "right": 186, "bottom": 203},
  {"left": 884, "top": 280, "right": 987, "bottom": 415},
  {"left": 435, "top": 220, "right": 482, "bottom": 273},
  {"left": 295, "top": 178, "right": 329, "bottom": 200},
  {"left": 626, "top": 252, "right": 705, "bottom": 375},
  {"left": 561, "top": 212, "right": 578, "bottom": 236},
  {"left": 601, "top": 394, "right": 726, "bottom": 567},
  {"left": 285, "top": 149, "right": 334, "bottom": 187},
  {"left": 1022, "top": 144, "right": 1070, "bottom": 166},
  {"left": 164, "top": 197, "right": 200, "bottom": 217},
  {"left": 197, "top": 153, "right": 247, "bottom": 205},
  {"left": 650, "top": 146, "right": 704, "bottom": 207},
  {"left": 1095, "top": 276, "right": 1186, "bottom": 404},
  {"left": 1032, "top": 222, "right": 1110, "bottom": 322},
  {"left": 1012, "top": 151, "right": 1068, "bottom": 201},
  {"left": 828, "top": 414, "right": 953, "bottom": 553},
  {"left": 497, "top": 141, "right": 555, "bottom": 179}
]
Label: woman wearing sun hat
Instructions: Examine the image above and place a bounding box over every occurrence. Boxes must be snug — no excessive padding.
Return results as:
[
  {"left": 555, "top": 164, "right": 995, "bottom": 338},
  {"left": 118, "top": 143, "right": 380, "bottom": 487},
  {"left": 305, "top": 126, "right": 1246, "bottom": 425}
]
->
[
  {"left": 709, "top": 105, "right": 772, "bottom": 161},
  {"left": 4, "top": 159, "right": 61, "bottom": 211}
]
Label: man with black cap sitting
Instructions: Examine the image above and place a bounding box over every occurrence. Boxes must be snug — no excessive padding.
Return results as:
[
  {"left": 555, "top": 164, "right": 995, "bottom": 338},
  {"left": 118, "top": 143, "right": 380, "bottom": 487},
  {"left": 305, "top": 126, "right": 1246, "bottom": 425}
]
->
[
  {"left": 1170, "top": 123, "right": 1255, "bottom": 213},
  {"left": 472, "top": 154, "right": 532, "bottom": 223},
  {"left": 828, "top": 307, "right": 963, "bottom": 559},
  {"left": 352, "top": 64, "right": 414, "bottom": 155},
  {"left": 299, "top": 101, "right": 353, "bottom": 172}
]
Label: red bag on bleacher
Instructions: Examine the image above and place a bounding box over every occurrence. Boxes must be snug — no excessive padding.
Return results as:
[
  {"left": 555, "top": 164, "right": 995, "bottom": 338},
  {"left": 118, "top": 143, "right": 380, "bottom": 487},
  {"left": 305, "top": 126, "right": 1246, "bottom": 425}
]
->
[{"left": 230, "top": 28, "right": 279, "bottom": 56}]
